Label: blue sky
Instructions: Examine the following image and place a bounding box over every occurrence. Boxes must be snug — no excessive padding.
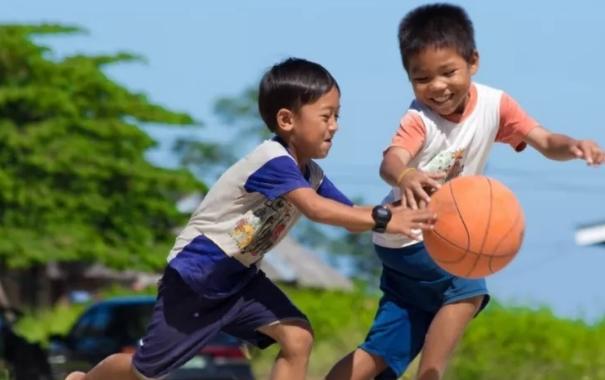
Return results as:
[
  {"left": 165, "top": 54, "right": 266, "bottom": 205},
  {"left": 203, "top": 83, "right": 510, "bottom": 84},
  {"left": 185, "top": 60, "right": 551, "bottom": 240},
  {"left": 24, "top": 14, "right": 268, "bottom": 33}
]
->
[{"left": 4, "top": 0, "right": 605, "bottom": 321}]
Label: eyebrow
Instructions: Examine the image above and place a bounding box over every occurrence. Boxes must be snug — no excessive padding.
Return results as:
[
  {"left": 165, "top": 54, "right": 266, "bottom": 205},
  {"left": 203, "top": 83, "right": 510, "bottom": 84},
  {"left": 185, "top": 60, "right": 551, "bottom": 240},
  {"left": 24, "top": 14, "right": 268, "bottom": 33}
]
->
[
  {"left": 320, "top": 105, "right": 340, "bottom": 111},
  {"left": 410, "top": 61, "right": 459, "bottom": 75}
]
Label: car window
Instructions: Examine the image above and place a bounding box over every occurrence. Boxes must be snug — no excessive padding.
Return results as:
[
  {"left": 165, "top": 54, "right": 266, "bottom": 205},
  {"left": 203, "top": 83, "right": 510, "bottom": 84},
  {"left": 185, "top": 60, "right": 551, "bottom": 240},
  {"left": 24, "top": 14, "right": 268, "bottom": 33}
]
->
[
  {"left": 70, "top": 306, "right": 112, "bottom": 339},
  {"left": 106, "top": 303, "right": 154, "bottom": 344}
]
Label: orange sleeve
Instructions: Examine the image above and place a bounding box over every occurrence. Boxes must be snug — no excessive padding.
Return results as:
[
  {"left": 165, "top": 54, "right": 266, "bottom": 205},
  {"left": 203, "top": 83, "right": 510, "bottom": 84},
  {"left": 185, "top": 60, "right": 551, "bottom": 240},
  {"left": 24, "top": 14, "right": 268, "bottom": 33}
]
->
[
  {"left": 496, "top": 92, "right": 540, "bottom": 152},
  {"left": 386, "top": 112, "right": 426, "bottom": 157}
]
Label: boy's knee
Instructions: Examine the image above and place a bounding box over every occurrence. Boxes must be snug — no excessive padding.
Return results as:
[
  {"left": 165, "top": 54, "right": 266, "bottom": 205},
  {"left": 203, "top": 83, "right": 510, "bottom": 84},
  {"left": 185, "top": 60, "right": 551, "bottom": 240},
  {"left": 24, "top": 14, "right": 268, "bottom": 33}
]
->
[{"left": 279, "top": 323, "right": 314, "bottom": 357}]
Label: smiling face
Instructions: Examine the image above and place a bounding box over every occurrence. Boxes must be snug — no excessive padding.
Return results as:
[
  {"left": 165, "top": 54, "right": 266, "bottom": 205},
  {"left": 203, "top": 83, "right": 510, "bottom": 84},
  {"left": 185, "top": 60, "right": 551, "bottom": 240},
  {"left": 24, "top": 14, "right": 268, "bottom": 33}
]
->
[
  {"left": 407, "top": 46, "right": 478, "bottom": 117},
  {"left": 276, "top": 86, "right": 340, "bottom": 164}
]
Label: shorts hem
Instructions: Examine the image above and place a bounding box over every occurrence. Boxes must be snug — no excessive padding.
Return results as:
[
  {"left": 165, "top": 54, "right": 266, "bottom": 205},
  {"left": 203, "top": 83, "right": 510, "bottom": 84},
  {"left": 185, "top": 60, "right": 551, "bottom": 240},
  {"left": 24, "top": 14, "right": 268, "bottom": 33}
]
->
[
  {"left": 255, "top": 316, "right": 310, "bottom": 330},
  {"left": 444, "top": 291, "right": 490, "bottom": 315}
]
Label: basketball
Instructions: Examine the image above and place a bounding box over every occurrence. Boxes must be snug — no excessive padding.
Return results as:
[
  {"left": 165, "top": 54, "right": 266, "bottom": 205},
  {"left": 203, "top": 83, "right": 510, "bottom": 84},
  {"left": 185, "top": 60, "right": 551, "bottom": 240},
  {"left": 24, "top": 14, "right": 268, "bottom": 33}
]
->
[{"left": 423, "top": 175, "right": 525, "bottom": 279}]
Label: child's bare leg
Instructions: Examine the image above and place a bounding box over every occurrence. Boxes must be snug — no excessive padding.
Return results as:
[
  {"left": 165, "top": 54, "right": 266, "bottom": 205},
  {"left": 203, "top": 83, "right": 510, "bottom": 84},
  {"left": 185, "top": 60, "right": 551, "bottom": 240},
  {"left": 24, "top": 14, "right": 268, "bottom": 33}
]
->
[
  {"left": 64, "top": 353, "right": 140, "bottom": 380},
  {"left": 325, "top": 347, "right": 388, "bottom": 380},
  {"left": 257, "top": 319, "right": 314, "bottom": 380},
  {"left": 415, "top": 296, "right": 484, "bottom": 380}
]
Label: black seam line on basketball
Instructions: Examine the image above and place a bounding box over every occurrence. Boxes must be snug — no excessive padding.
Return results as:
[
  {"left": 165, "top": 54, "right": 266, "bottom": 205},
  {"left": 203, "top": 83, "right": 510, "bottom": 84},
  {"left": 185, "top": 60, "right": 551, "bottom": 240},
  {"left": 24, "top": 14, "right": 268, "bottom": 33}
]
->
[
  {"left": 478, "top": 177, "right": 493, "bottom": 259},
  {"left": 449, "top": 180, "right": 472, "bottom": 254},
  {"left": 488, "top": 207, "right": 523, "bottom": 273},
  {"left": 430, "top": 230, "right": 469, "bottom": 263},
  {"left": 480, "top": 177, "right": 494, "bottom": 275},
  {"left": 466, "top": 247, "right": 483, "bottom": 278},
  {"left": 430, "top": 229, "right": 518, "bottom": 260}
]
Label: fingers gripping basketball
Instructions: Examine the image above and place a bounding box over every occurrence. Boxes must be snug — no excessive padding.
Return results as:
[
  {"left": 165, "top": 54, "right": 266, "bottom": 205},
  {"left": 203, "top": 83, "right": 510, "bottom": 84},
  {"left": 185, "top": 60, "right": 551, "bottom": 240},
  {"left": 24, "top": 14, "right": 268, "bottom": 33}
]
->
[{"left": 423, "top": 176, "right": 525, "bottom": 278}]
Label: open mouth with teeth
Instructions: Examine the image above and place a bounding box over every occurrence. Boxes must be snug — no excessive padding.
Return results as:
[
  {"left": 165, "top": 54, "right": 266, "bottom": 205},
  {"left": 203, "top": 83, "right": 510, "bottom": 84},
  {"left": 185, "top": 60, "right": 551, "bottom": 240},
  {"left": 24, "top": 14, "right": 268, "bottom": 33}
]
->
[{"left": 431, "top": 93, "right": 453, "bottom": 104}]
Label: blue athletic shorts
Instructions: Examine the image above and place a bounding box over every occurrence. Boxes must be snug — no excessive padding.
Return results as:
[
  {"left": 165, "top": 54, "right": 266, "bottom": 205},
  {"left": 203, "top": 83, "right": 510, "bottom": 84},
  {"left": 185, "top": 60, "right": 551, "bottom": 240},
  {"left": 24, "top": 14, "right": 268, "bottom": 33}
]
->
[
  {"left": 360, "top": 243, "right": 490, "bottom": 378},
  {"left": 132, "top": 266, "right": 307, "bottom": 379}
]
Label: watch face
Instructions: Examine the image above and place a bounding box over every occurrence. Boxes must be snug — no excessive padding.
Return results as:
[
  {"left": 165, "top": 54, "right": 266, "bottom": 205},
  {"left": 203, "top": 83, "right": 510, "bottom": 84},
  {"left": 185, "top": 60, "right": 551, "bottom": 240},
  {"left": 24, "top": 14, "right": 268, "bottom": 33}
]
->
[
  {"left": 376, "top": 207, "right": 390, "bottom": 219},
  {"left": 373, "top": 206, "right": 391, "bottom": 222}
]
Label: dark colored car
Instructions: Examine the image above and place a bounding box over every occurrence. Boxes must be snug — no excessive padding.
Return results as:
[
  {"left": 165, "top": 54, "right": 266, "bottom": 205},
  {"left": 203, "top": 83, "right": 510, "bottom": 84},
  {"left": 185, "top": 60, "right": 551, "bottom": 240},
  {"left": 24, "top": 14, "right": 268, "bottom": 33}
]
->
[
  {"left": 48, "top": 296, "right": 255, "bottom": 380},
  {"left": 0, "top": 307, "right": 53, "bottom": 380}
]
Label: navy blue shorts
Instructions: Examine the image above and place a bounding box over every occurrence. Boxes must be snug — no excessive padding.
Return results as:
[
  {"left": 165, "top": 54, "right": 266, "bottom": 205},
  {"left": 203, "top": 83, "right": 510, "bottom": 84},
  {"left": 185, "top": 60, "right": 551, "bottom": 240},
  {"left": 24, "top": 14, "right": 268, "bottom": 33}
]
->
[
  {"left": 360, "top": 243, "right": 490, "bottom": 378},
  {"left": 132, "top": 266, "right": 307, "bottom": 379}
]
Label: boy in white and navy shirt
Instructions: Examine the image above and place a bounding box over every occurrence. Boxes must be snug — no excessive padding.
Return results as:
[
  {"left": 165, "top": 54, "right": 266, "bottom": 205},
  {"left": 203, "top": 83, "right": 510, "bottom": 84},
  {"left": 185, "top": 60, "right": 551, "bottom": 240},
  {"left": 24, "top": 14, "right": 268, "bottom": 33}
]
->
[{"left": 67, "top": 58, "right": 437, "bottom": 380}]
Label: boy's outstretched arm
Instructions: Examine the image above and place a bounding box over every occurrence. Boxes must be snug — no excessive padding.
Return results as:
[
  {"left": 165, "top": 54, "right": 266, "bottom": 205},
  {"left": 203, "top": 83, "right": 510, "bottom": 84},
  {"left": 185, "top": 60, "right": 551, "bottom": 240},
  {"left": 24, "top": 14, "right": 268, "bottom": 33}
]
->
[
  {"left": 284, "top": 187, "right": 436, "bottom": 239},
  {"left": 524, "top": 126, "right": 605, "bottom": 165}
]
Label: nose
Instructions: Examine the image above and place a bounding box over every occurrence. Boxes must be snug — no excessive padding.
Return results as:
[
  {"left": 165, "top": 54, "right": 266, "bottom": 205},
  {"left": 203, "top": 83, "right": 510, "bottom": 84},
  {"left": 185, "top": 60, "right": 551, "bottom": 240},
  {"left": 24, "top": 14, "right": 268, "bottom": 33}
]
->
[
  {"left": 329, "top": 117, "right": 339, "bottom": 133},
  {"left": 429, "top": 78, "right": 447, "bottom": 93}
]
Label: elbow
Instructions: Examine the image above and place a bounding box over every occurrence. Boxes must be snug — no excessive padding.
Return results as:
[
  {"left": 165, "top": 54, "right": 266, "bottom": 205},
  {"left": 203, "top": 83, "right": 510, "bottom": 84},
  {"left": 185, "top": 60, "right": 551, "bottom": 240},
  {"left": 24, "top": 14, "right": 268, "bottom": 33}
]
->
[{"left": 379, "top": 161, "right": 390, "bottom": 182}]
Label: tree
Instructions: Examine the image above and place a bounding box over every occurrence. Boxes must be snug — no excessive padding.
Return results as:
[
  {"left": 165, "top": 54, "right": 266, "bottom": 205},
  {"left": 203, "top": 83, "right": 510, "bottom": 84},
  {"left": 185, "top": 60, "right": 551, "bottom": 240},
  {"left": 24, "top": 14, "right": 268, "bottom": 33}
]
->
[{"left": 0, "top": 24, "right": 209, "bottom": 270}]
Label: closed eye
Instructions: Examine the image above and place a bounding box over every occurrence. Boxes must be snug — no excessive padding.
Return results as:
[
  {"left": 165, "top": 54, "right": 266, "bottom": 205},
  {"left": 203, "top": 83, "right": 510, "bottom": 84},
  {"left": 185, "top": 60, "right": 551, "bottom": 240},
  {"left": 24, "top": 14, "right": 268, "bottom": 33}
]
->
[{"left": 412, "top": 76, "right": 430, "bottom": 84}]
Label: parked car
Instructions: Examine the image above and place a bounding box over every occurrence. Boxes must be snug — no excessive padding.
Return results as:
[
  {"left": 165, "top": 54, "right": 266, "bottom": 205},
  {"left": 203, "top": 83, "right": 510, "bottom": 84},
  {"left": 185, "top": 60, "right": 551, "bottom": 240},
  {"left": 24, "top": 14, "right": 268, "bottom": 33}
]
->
[
  {"left": 48, "top": 296, "right": 255, "bottom": 380},
  {"left": 0, "top": 307, "right": 53, "bottom": 380}
]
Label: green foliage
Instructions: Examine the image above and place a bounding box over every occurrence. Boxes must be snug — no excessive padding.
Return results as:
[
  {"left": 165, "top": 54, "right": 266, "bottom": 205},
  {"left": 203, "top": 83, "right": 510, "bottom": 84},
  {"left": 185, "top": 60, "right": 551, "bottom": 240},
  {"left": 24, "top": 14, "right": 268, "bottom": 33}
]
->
[
  {"left": 248, "top": 289, "right": 605, "bottom": 380},
  {"left": 249, "top": 285, "right": 380, "bottom": 379},
  {"left": 0, "top": 24, "right": 206, "bottom": 270},
  {"left": 13, "top": 302, "right": 88, "bottom": 345},
  {"left": 448, "top": 303, "right": 605, "bottom": 380}
]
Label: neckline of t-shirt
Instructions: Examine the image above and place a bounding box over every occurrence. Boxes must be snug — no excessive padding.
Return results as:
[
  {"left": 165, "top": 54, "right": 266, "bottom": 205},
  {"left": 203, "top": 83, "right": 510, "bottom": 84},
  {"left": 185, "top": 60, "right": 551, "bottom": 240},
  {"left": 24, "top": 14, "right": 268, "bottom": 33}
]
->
[{"left": 271, "top": 136, "right": 312, "bottom": 181}]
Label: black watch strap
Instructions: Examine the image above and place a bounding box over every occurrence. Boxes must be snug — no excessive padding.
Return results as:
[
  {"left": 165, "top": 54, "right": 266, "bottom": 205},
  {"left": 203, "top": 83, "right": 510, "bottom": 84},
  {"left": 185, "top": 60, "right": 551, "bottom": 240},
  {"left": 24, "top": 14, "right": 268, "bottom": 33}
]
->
[{"left": 371, "top": 205, "right": 392, "bottom": 233}]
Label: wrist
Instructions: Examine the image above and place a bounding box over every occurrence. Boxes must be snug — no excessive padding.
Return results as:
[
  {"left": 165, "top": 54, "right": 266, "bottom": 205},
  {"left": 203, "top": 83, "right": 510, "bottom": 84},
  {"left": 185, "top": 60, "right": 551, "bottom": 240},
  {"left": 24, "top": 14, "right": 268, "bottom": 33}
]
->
[
  {"left": 371, "top": 205, "right": 392, "bottom": 233},
  {"left": 396, "top": 167, "right": 417, "bottom": 185}
]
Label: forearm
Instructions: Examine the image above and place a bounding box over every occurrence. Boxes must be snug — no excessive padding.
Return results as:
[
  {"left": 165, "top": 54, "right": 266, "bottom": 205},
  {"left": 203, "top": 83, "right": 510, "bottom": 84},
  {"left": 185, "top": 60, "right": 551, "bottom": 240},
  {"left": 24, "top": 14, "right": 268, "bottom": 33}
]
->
[
  {"left": 285, "top": 188, "right": 374, "bottom": 232},
  {"left": 380, "top": 148, "right": 413, "bottom": 186},
  {"left": 303, "top": 199, "right": 374, "bottom": 232},
  {"left": 540, "top": 133, "right": 580, "bottom": 160}
]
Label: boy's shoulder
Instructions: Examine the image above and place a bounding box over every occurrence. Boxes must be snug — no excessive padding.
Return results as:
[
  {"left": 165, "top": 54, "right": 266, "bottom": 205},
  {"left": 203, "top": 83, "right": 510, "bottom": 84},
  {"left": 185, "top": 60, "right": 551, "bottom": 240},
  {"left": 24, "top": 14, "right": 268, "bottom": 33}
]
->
[
  {"left": 250, "top": 138, "right": 292, "bottom": 160},
  {"left": 473, "top": 82, "right": 504, "bottom": 98},
  {"left": 240, "top": 138, "right": 325, "bottom": 185},
  {"left": 238, "top": 138, "right": 299, "bottom": 170}
]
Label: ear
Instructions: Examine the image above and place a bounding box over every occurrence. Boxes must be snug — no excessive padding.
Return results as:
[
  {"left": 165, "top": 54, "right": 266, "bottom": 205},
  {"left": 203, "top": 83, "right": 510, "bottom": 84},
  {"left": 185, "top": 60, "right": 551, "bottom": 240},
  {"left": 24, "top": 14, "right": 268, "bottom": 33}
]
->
[
  {"left": 276, "top": 108, "right": 295, "bottom": 132},
  {"left": 469, "top": 50, "right": 480, "bottom": 75}
]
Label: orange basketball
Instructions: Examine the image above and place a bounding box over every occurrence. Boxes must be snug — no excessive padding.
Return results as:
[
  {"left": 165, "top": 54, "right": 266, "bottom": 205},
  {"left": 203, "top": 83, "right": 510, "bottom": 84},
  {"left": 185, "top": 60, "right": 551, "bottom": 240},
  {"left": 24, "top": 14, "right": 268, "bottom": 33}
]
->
[{"left": 423, "top": 175, "right": 525, "bottom": 279}]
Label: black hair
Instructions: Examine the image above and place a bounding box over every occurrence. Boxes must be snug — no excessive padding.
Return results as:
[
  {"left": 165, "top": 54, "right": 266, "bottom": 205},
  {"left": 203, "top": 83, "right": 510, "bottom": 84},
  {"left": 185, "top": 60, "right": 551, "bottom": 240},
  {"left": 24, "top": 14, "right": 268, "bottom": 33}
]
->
[
  {"left": 258, "top": 58, "right": 340, "bottom": 132},
  {"left": 398, "top": 3, "right": 476, "bottom": 71}
]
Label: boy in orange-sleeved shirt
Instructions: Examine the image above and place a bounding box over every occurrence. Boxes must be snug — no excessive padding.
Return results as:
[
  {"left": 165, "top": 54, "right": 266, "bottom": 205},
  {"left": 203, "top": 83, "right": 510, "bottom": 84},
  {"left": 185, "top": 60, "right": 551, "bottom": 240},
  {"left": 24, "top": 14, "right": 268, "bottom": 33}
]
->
[{"left": 327, "top": 4, "right": 604, "bottom": 380}]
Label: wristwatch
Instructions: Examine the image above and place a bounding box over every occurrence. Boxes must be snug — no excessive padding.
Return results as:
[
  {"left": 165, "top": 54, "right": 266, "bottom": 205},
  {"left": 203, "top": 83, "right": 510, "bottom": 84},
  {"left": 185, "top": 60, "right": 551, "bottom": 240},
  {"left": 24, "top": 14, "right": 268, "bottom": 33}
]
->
[{"left": 371, "top": 205, "right": 392, "bottom": 233}]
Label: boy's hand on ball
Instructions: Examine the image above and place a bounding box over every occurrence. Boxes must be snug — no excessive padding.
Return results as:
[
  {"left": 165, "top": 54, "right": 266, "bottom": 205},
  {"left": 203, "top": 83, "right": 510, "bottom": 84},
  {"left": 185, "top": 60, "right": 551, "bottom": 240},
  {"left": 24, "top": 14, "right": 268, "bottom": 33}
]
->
[
  {"left": 387, "top": 204, "right": 437, "bottom": 240},
  {"left": 398, "top": 170, "right": 445, "bottom": 209}
]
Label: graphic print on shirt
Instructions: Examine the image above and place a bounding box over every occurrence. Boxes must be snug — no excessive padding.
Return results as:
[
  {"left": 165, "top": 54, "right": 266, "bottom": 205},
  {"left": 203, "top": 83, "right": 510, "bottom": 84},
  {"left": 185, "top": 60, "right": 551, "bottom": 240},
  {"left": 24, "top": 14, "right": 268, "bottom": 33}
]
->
[
  {"left": 424, "top": 149, "right": 465, "bottom": 183},
  {"left": 229, "top": 197, "right": 296, "bottom": 258}
]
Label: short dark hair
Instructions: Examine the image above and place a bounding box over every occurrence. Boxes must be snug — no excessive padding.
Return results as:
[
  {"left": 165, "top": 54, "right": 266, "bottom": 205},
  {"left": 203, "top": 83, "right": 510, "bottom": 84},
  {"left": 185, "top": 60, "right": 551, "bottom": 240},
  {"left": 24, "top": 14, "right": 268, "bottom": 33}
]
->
[
  {"left": 258, "top": 58, "right": 340, "bottom": 132},
  {"left": 398, "top": 3, "right": 476, "bottom": 71}
]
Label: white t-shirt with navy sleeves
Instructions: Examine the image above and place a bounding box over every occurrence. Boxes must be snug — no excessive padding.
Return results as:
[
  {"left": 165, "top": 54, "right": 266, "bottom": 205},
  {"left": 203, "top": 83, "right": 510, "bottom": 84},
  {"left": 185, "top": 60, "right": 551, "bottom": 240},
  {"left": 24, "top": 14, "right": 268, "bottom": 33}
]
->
[{"left": 167, "top": 137, "right": 352, "bottom": 298}]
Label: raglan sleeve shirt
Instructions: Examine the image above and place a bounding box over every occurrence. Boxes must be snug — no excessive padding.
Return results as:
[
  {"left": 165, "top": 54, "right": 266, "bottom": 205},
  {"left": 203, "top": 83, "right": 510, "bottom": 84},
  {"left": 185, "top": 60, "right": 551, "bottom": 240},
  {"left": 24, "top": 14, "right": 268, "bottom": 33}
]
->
[{"left": 387, "top": 91, "right": 540, "bottom": 156}]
